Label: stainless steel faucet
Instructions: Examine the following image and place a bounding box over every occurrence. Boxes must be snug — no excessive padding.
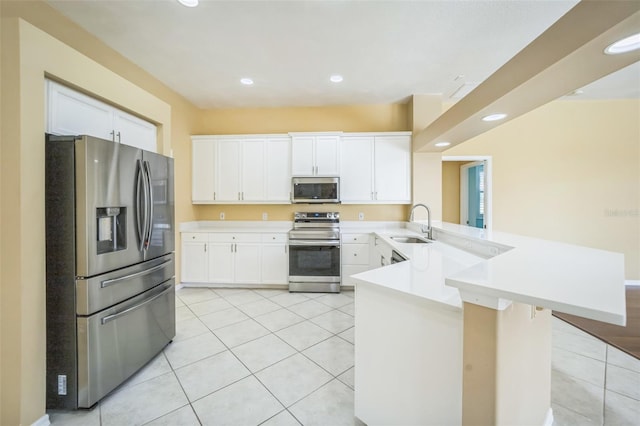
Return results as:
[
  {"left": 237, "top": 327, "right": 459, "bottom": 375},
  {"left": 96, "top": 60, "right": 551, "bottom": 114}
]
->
[{"left": 409, "top": 203, "right": 432, "bottom": 239}]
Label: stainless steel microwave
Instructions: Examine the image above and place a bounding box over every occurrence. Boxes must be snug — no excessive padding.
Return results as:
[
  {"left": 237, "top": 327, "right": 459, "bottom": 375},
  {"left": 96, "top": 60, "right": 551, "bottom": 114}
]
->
[{"left": 291, "top": 177, "right": 340, "bottom": 204}]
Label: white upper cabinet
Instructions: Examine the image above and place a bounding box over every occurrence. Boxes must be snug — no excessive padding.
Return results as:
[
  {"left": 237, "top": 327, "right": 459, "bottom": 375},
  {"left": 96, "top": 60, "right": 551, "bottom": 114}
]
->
[
  {"left": 341, "top": 132, "right": 411, "bottom": 204},
  {"left": 291, "top": 133, "right": 340, "bottom": 176},
  {"left": 241, "top": 139, "right": 267, "bottom": 201},
  {"left": 215, "top": 138, "right": 242, "bottom": 202},
  {"left": 374, "top": 135, "right": 411, "bottom": 203},
  {"left": 340, "top": 136, "right": 375, "bottom": 201},
  {"left": 265, "top": 138, "right": 292, "bottom": 202},
  {"left": 46, "top": 79, "right": 157, "bottom": 152},
  {"left": 191, "top": 138, "right": 216, "bottom": 203},
  {"left": 113, "top": 109, "right": 157, "bottom": 152},
  {"left": 191, "top": 135, "right": 291, "bottom": 204}
]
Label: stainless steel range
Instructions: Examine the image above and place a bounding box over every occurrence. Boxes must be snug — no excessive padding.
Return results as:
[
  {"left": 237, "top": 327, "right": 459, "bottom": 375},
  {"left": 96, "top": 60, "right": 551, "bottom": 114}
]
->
[{"left": 288, "top": 212, "right": 341, "bottom": 293}]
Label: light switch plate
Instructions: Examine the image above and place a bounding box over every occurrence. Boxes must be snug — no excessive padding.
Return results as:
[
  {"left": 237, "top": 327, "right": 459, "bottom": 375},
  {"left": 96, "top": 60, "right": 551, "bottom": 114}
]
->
[
  {"left": 358, "top": 212, "right": 365, "bottom": 221},
  {"left": 220, "top": 212, "right": 225, "bottom": 220},
  {"left": 262, "top": 212, "right": 268, "bottom": 221}
]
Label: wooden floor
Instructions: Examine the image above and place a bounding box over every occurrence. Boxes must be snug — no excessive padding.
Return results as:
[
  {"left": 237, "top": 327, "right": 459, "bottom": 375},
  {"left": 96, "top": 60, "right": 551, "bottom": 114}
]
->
[{"left": 553, "top": 286, "right": 640, "bottom": 359}]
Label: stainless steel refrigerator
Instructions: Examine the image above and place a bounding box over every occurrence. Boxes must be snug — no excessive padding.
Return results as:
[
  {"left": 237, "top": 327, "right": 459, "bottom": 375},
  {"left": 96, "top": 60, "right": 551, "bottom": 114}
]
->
[{"left": 45, "top": 134, "right": 175, "bottom": 409}]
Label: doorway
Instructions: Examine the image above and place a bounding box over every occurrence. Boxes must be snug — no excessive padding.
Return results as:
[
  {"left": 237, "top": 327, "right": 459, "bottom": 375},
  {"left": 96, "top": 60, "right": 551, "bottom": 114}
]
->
[{"left": 442, "top": 156, "right": 492, "bottom": 230}]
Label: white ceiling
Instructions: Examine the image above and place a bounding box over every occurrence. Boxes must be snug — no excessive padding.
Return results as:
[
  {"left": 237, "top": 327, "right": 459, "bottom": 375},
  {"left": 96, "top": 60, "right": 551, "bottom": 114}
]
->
[{"left": 47, "top": 0, "right": 639, "bottom": 109}]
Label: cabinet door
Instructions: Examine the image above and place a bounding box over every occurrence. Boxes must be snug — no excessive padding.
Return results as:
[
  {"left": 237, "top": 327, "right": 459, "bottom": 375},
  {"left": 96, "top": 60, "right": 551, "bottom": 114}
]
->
[
  {"left": 192, "top": 139, "right": 216, "bottom": 203},
  {"left": 265, "top": 137, "right": 291, "bottom": 202},
  {"left": 241, "top": 139, "right": 266, "bottom": 201},
  {"left": 208, "top": 243, "right": 235, "bottom": 283},
  {"left": 113, "top": 110, "right": 157, "bottom": 152},
  {"left": 340, "top": 137, "right": 374, "bottom": 202},
  {"left": 315, "top": 136, "right": 340, "bottom": 176},
  {"left": 46, "top": 80, "right": 113, "bottom": 141},
  {"left": 215, "top": 139, "right": 241, "bottom": 202},
  {"left": 261, "top": 244, "right": 288, "bottom": 284},
  {"left": 374, "top": 136, "right": 411, "bottom": 203},
  {"left": 181, "top": 242, "right": 208, "bottom": 283},
  {"left": 291, "top": 137, "right": 315, "bottom": 176},
  {"left": 234, "top": 243, "right": 262, "bottom": 284}
]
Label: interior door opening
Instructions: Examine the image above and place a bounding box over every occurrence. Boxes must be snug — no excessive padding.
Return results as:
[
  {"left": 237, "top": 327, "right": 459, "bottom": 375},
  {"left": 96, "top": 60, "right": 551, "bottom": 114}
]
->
[{"left": 442, "top": 156, "right": 492, "bottom": 231}]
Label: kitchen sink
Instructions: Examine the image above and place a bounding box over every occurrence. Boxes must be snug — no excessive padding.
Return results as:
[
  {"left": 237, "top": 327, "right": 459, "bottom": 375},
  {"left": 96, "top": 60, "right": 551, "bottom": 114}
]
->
[{"left": 389, "top": 236, "right": 432, "bottom": 244}]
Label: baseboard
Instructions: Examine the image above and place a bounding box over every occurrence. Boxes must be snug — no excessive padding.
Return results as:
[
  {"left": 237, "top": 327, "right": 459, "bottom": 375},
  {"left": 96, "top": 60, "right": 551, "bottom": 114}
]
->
[
  {"left": 32, "top": 414, "right": 50, "bottom": 426},
  {"left": 175, "top": 283, "right": 184, "bottom": 290},
  {"left": 543, "top": 407, "right": 554, "bottom": 426},
  {"left": 625, "top": 280, "right": 640, "bottom": 287}
]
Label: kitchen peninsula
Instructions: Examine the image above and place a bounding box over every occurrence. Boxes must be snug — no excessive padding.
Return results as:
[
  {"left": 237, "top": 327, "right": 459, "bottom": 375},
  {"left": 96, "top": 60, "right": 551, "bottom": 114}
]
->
[{"left": 352, "top": 221, "right": 626, "bottom": 426}]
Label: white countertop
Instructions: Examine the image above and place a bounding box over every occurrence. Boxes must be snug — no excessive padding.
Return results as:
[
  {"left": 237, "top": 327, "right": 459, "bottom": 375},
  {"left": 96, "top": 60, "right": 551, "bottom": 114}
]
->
[
  {"left": 180, "top": 221, "right": 292, "bottom": 234},
  {"left": 353, "top": 221, "right": 626, "bottom": 326},
  {"left": 180, "top": 220, "right": 627, "bottom": 326}
]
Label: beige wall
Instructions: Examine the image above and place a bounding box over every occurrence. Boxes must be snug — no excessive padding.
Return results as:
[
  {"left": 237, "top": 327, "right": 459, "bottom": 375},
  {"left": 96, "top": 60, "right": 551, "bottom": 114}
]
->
[
  {"left": 446, "top": 99, "right": 640, "bottom": 279},
  {"left": 442, "top": 161, "right": 468, "bottom": 224},
  {"left": 0, "top": 2, "right": 198, "bottom": 424}
]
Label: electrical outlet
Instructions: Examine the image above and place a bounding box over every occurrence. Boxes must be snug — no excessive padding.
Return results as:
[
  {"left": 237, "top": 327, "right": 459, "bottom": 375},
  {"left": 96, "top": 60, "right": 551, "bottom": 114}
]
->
[
  {"left": 219, "top": 212, "right": 225, "bottom": 220},
  {"left": 358, "top": 212, "right": 365, "bottom": 221},
  {"left": 262, "top": 212, "right": 268, "bottom": 221}
]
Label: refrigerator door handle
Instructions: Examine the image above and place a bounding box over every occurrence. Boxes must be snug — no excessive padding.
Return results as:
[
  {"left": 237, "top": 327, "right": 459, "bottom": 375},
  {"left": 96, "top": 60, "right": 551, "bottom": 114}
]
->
[
  {"left": 143, "top": 160, "right": 154, "bottom": 249},
  {"left": 100, "top": 282, "right": 172, "bottom": 325},
  {"left": 135, "top": 159, "right": 146, "bottom": 251},
  {"left": 100, "top": 259, "right": 172, "bottom": 288}
]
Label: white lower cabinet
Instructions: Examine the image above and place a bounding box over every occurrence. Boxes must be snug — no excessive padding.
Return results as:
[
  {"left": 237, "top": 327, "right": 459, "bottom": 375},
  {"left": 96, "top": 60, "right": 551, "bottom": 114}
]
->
[
  {"left": 261, "top": 234, "right": 289, "bottom": 284},
  {"left": 181, "top": 232, "right": 288, "bottom": 286},
  {"left": 341, "top": 233, "right": 372, "bottom": 286},
  {"left": 373, "top": 235, "right": 393, "bottom": 267},
  {"left": 181, "top": 233, "right": 209, "bottom": 283},
  {"left": 208, "top": 233, "right": 262, "bottom": 284}
]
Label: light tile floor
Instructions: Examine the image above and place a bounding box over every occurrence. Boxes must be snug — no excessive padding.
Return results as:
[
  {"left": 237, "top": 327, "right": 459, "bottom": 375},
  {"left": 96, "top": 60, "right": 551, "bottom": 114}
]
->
[
  {"left": 551, "top": 316, "right": 640, "bottom": 426},
  {"left": 49, "top": 287, "right": 359, "bottom": 426},
  {"left": 48, "top": 287, "right": 640, "bottom": 425}
]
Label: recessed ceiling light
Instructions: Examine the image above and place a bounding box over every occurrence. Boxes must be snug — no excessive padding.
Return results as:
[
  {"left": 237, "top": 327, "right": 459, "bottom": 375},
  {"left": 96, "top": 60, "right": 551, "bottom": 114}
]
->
[
  {"left": 177, "top": 0, "right": 199, "bottom": 7},
  {"left": 482, "top": 113, "right": 508, "bottom": 122},
  {"left": 435, "top": 142, "right": 451, "bottom": 147},
  {"left": 240, "top": 78, "right": 254, "bottom": 85},
  {"left": 604, "top": 33, "right": 640, "bottom": 55},
  {"left": 566, "top": 89, "right": 584, "bottom": 96},
  {"left": 330, "top": 75, "right": 344, "bottom": 83}
]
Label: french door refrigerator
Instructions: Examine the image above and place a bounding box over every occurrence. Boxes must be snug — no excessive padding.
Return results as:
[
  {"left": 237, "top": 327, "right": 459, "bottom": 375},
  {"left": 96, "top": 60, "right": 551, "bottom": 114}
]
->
[{"left": 45, "top": 134, "right": 175, "bottom": 409}]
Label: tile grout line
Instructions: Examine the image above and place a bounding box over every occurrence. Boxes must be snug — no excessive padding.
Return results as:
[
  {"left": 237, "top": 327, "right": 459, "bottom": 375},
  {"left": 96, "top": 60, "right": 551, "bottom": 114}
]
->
[{"left": 170, "top": 288, "right": 356, "bottom": 424}]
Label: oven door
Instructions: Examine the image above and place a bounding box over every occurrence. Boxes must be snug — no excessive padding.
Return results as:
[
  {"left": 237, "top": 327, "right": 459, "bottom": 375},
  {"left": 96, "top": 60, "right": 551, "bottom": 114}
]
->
[{"left": 288, "top": 240, "right": 341, "bottom": 282}]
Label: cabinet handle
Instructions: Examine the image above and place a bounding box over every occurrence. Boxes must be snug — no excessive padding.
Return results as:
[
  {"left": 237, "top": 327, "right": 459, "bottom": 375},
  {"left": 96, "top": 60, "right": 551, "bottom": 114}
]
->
[
  {"left": 375, "top": 191, "right": 378, "bottom": 200},
  {"left": 238, "top": 192, "right": 241, "bottom": 200},
  {"left": 116, "top": 131, "right": 121, "bottom": 143},
  {"left": 213, "top": 192, "right": 216, "bottom": 201},
  {"left": 204, "top": 244, "right": 207, "bottom": 252},
  {"left": 285, "top": 245, "right": 287, "bottom": 254},
  {"left": 371, "top": 192, "right": 374, "bottom": 200},
  {"left": 230, "top": 244, "right": 233, "bottom": 253},
  {"left": 110, "top": 130, "right": 115, "bottom": 142}
]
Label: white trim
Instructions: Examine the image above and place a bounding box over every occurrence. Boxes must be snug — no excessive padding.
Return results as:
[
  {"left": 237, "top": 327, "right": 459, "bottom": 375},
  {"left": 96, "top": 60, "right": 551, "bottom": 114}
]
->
[
  {"left": 175, "top": 283, "right": 184, "bottom": 290},
  {"left": 625, "top": 280, "right": 640, "bottom": 286},
  {"left": 443, "top": 155, "right": 493, "bottom": 231},
  {"left": 31, "top": 414, "right": 50, "bottom": 426},
  {"left": 543, "top": 407, "right": 554, "bottom": 426}
]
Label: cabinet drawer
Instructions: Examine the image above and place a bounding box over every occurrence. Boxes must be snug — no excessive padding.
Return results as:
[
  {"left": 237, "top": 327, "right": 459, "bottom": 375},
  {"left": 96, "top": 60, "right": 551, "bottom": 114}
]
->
[
  {"left": 209, "top": 233, "right": 261, "bottom": 243},
  {"left": 342, "top": 244, "right": 370, "bottom": 265},
  {"left": 342, "top": 233, "right": 371, "bottom": 244},
  {"left": 262, "top": 233, "right": 288, "bottom": 243},
  {"left": 182, "top": 232, "right": 209, "bottom": 243}
]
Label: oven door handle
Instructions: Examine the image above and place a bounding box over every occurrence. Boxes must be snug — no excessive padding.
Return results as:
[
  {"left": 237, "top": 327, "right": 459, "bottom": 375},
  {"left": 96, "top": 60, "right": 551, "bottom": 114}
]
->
[{"left": 288, "top": 240, "right": 340, "bottom": 247}]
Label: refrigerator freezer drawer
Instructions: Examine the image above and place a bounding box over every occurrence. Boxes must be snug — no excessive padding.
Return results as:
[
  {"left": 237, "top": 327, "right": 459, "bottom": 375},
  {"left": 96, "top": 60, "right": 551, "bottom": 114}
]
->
[
  {"left": 76, "top": 280, "right": 175, "bottom": 408},
  {"left": 76, "top": 253, "right": 174, "bottom": 316}
]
